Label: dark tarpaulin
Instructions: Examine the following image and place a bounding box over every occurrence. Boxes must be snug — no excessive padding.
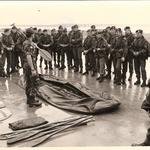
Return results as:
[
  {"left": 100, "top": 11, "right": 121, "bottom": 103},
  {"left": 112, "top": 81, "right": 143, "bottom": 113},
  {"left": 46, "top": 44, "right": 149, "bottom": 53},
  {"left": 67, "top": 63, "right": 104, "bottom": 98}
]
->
[{"left": 37, "top": 75, "right": 121, "bottom": 114}]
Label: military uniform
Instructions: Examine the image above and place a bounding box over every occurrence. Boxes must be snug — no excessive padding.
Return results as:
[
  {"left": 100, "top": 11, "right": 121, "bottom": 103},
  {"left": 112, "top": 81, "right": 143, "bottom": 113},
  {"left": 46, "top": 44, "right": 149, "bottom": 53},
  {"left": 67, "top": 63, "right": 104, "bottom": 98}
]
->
[
  {"left": 95, "top": 35, "right": 109, "bottom": 82},
  {"left": 70, "top": 29, "right": 83, "bottom": 73},
  {"left": 2, "top": 33, "right": 14, "bottom": 76},
  {"left": 0, "top": 40, "right": 5, "bottom": 77},
  {"left": 39, "top": 33, "right": 53, "bottom": 69},
  {"left": 83, "top": 33, "right": 96, "bottom": 75},
  {"left": 113, "top": 35, "right": 128, "bottom": 85},
  {"left": 22, "top": 33, "right": 41, "bottom": 107},
  {"left": 11, "top": 31, "right": 26, "bottom": 70},
  {"left": 132, "top": 33, "right": 148, "bottom": 86},
  {"left": 58, "top": 30, "right": 69, "bottom": 69},
  {"left": 55, "top": 30, "right": 63, "bottom": 68},
  {"left": 124, "top": 32, "right": 135, "bottom": 81}
]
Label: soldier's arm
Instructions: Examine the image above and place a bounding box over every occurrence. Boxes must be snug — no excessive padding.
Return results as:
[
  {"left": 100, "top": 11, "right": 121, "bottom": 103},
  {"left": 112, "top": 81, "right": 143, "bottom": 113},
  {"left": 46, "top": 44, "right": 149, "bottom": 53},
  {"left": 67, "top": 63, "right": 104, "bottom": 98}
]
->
[
  {"left": 122, "top": 39, "right": 128, "bottom": 58},
  {"left": 26, "top": 55, "right": 35, "bottom": 71}
]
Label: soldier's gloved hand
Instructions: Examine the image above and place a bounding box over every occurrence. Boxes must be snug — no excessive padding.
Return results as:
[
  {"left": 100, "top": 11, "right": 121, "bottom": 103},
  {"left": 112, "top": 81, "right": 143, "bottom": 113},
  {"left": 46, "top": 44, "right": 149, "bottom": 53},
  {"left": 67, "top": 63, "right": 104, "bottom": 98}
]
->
[
  {"left": 0, "top": 54, "right": 2, "bottom": 58},
  {"left": 93, "top": 49, "right": 96, "bottom": 53},
  {"left": 121, "top": 57, "right": 125, "bottom": 62}
]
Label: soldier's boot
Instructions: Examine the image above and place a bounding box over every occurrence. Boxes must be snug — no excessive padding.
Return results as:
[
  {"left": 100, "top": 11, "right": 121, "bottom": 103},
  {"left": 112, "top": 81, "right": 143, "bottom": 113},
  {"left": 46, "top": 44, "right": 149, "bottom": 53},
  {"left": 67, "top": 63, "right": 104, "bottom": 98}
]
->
[
  {"left": 122, "top": 80, "right": 126, "bottom": 85},
  {"left": 82, "top": 71, "right": 89, "bottom": 75},
  {"left": 99, "top": 75, "right": 104, "bottom": 83},
  {"left": 134, "top": 79, "right": 141, "bottom": 85},
  {"left": 141, "top": 80, "right": 147, "bottom": 87},
  {"left": 128, "top": 74, "right": 132, "bottom": 81}
]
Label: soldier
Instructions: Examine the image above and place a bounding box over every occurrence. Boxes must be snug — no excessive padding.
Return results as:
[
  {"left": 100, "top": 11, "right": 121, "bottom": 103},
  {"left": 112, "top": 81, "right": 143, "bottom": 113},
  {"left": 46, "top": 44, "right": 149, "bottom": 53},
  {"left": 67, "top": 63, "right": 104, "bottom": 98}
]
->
[
  {"left": 32, "top": 27, "right": 39, "bottom": 62},
  {"left": 39, "top": 29, "right": 53, "bottom": 70},
  {"left": 22, "top": 28, "right": 42, "bottom": 107},
  {"left": 2, "top": 29, "right": 14, "bottom": 77},
  {"left": 11, "top": 26, "right": 20, "bottom": 72},
  {"left": 70, "top": 25, "right": 83, "bottom": 73},
  {"left": 82, "top": 29, "right": 96, "bottom": 75},
  {"left": 132, "top": 29, "right": 148, "bottom": 87},
  {"left": 68, "top": 26, "right": 75, "bottom": 70},
  {"left": 124, "top": 26, "right": 135, "bottom": 81},
  {"left": 51, "top": 28, "right": 57, "bottom": 67},
  {"left": 58, "top": 28, "right": 69, "bottom": 70},
  {"left": 95, "top": 31, "right": 109, "bottom": 83},
  {"left": 55, "top": 25, "right": 63, "bottom": 68},
  {"left": 113, "top": 28, "right": 128, "bottom": 85},
  {"left": 11, "top": 26, "right": 26, "bottom": 70},
  {"left": 0, "top": 39, "right": 5, "bottom": 77},
  {"left": 91, "top": 25, "right": 97, "bottom": 33},
  {"left": 105, "top": 26, "right": 117, "bottom": 80}
]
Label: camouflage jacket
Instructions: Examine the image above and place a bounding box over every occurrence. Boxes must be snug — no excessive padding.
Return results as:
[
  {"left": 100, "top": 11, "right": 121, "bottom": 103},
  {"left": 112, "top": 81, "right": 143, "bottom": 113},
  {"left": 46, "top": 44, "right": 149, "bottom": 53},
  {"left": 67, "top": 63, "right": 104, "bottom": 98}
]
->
[
  {"left": 95, "top": 37, "right": 109, "bottom": 58},
  {"left": 70, "top": 30, "right": 83, "bottom": 47},
  {"left": 113, "top": 36, "right": 128, "bottom": 58},
  {"left": 83, "top": 35, "right": 96, "bottom": 53},
  {"left": 1, "top": 34, "right": 14, "bottom": 51},
  {"left": 22, "top": 40, "right": 37, "bottom": 69},
  {"left": 132, "top": 36, "right": 149, "bottom": 59}
]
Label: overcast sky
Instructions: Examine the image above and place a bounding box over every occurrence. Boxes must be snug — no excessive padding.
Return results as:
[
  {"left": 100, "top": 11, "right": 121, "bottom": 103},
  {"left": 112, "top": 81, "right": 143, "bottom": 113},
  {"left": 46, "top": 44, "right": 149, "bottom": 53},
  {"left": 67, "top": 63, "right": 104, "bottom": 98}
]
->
[{"left": 0, "top": 1, "right": 150, "bottom": 29}]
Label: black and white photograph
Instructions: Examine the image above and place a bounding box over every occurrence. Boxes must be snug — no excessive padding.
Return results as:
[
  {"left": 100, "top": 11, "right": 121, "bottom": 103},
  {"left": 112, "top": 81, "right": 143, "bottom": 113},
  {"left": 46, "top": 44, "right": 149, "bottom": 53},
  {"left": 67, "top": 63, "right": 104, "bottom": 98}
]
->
[{"left": 0, "top": 0, "right": 150, "bottom": 147}]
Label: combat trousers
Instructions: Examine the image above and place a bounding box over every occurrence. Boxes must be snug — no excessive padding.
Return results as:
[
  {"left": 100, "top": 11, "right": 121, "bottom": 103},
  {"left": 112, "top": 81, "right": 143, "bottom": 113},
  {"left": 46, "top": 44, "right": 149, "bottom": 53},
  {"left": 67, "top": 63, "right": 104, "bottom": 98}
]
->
[
  {"left": 106, "top": 54, "right": 116, "bottom": 76},
  {"left": 66, "top": 47, "right": 74, "bottom": 68},
  {"left": 115, "top": 58, "right": 122, "bottom": 83},
  {"left": 24, "top": 66, "right": 39, "bottom": 104},
  {"left": 98, "top": 57, "right": 105, "bottom": 75},
  {"left": 5, "top": 50, "right": 13, "bottom": 74},
  {"left": 0, "top": 53, "right": 5, "bottom": 76},
  {"left": 72, "top": 46, "right": 83, "bottom": 71},
  {"left": 134, "top": 58, "right": 147, "bottom": 82},
  {"left": 60, "top": 47, "right": 67, "bottom": 67}
]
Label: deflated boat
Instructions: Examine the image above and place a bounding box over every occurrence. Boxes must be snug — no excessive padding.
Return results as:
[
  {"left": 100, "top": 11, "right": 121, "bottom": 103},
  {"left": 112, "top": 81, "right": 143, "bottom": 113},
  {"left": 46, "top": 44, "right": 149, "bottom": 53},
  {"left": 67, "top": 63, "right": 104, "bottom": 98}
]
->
[{"left": 36, "top": 75, "right": 120, "bottom": 114}]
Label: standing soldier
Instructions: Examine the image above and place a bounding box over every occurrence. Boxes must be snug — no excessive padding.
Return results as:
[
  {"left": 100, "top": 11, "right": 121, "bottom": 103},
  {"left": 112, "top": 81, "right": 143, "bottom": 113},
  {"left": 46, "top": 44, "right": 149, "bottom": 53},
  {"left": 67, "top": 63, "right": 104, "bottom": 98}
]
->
[
  {"left": 2, "top": 29, "right": 14, "bottom": 77},
  {"left": 132, "top": 30, "right": 148, "bottom": 87},
  {"left": 22, "top": 28, "right": 42, "bottom": 107},
  {"left": 82, "top": 29, "right": 96, "bottom": 75},
  {"left": 70, "top": 25, "right": 83, "bottom": 73},
  {"left": 68, "top": 26, "right": 75, "bottom": 70},
  {"left": 95, "top": 31, "right": 109, "bottom": 83},
  {"left": 105, "top": 26, "right": 116, "bottom": 80},
  {"left": 58, "top": 28, "right": 69, "bottom": 70},
  {"left": 0, "top": 39, "right": 5, "bottom": 77},
  {"left": 55, "top": 25, "right": 63, "bottom": 68},
  {"left": 51, "top": 29, "right": 57, "bottom": 68},
  {"left": 113, "top": 28, "right": 128, "bottom": 85},
  {"left": 39, "top": 29, "right": 53, "bottom": 70},
  {"left": 124, "top": 26, "right": 135, "bottom": 81}
]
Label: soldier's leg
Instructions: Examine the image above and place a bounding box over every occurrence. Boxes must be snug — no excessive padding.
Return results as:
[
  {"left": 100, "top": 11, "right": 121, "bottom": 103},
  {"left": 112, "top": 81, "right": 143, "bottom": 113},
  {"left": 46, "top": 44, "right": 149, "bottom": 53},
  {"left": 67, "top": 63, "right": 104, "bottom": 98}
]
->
[
  {"left": 72, "top": 47, "right": 78, "bottom": 72},
  {"left": 98, "top": 57, "right": 105, "bottom": 83},
  {"left": 25, "top": 67, "right": 41, "bottom": 107},
  {"left": 134, "top": 58, "right": 141, "bottom": 85},
  {"left": 60, "top": 48, "right": 65, "bottom": 69},
  {"left": 122, "top": 60, "right": 128, "bottom": 84},
  {"left": 44, "top": 60, "right": 48, "bottom": 69},
  {"left": 91, "top": 53, "right": 96, "bottom": 77},
  {"left": 83, "top": 53, "right": 89, "bottom": 75},
  {"left": 6, "top": 51, "right": 12, "bottom": 76},
  {"left": 115, "top": 58, "right": 122, "bottom": 85},
  {"left": 105, "top": 55, "right": 112, "bottom": 79},
  {"left": 140, "top": 59, "right": 147, "bottom": 87},
  {"left": 65, "top": 47, "right": 71, "bottom": 69},
  {"left": 77, "top": 47, "right": 83, "bottom": 73},
  {"left": 128, "top": 58, "right": 134, "bottom": 80},
  {"left": 39, "top": 57, "right": 43, "bottom": 67}
]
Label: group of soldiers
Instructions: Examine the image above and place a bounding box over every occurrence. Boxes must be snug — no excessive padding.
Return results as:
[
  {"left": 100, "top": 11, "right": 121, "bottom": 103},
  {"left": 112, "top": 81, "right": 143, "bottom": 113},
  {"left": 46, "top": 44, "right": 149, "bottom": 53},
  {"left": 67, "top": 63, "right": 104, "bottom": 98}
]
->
[{"left": 0, "top": 24, "right": 150, "bottom": 106}]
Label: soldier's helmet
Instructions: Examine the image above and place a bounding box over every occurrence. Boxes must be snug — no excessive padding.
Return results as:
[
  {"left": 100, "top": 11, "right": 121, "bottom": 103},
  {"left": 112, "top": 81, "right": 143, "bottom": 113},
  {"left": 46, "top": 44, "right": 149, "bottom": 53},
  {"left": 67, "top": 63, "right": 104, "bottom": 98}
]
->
[
  {"left": 136, "top": 29, "right": 143, "bottom": 34},
  {"left": 4, "top": 28, "right": 10, "bottom": 33},
  {"left": 63, "top": 28, "right": 67, "bottom": 33}
]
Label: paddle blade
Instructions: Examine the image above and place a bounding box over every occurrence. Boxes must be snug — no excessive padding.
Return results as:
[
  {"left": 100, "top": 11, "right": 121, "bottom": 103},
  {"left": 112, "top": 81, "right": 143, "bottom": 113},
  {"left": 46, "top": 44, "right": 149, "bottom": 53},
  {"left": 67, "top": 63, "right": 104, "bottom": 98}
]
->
[{"left": 39, "top": 49, "right": 52, "bottom": 62}]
